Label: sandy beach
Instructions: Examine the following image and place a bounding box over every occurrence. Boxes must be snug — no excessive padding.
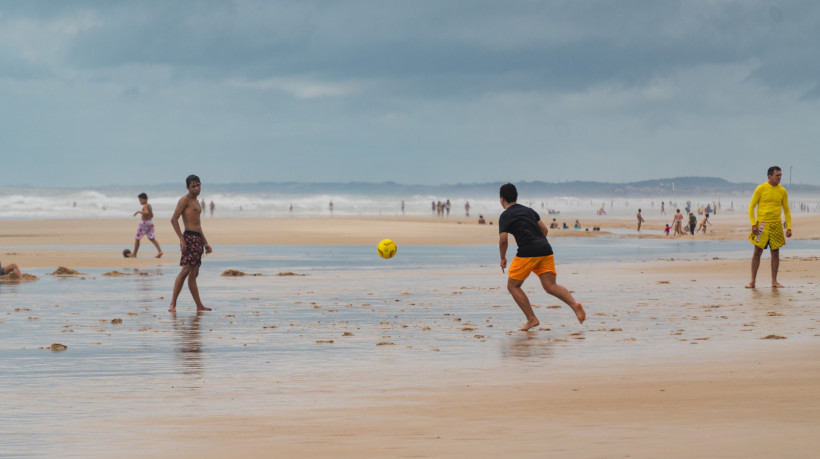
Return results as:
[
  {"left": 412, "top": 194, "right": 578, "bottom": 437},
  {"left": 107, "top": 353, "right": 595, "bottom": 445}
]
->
[
  {"left": 2, "top": 213, "right": 819, "bottom": 457},
  {"left": 3, "top": 212, "right": 819, "bottom": 269}
]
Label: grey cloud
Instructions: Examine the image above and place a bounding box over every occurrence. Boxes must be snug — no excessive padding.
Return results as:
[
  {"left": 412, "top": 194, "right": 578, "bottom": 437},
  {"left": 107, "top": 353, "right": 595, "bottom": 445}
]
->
[{"left": 1, "top": 1, "right": 814, "bottom": 97}]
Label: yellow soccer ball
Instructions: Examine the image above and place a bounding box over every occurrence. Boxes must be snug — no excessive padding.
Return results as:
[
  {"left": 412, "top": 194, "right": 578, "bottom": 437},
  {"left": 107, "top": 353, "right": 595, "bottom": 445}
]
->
[{"left": 377, "top": 239, "right": 397, "bottom": 259}]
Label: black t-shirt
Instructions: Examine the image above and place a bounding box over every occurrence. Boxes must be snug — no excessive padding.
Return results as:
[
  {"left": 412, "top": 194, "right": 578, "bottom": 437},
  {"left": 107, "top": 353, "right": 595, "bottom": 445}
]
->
[{"left": 499, "top": 204, "right": 553, "bottom": 257}]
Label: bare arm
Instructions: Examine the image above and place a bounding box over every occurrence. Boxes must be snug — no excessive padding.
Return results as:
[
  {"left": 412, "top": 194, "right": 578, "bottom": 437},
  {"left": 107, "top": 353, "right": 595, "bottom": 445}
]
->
[
  {"left": 499, "top": 232, "right": 509, "bottom": 273},
  {"left": 200, "top": 229, "right": 213, "bottom": 254},
  {"left": 171, "top": 197, "right": 187, "bottom": 250}
]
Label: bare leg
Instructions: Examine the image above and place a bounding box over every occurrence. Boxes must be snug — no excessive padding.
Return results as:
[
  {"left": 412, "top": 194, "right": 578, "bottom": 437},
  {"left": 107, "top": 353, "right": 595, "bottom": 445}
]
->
[
  {"left": 507, "top": 278, "right": 539, "bottom": 331},
  {"left": 149, "top": 237, "right": 163, "bottom": 258},
  {"left": 746, "top": 246, "right": 763, "bottom": 288},
  {"left": 539, "top": 272, "right": 585, "bottom": 324},
  {"left": 771, "top": 249, "right": 784, "bottom": 288},
  {"left": 170, "top": 265, "right": 191, "bottom": 312},
  {"left": 187, "top": 265, "right": 211, "bottom": 311},
  {"left": 4, "top": 263, "right": 22, "bottom": 279},
  {"left": 130, "top": 239, "right": 140, "bottom": 258}
]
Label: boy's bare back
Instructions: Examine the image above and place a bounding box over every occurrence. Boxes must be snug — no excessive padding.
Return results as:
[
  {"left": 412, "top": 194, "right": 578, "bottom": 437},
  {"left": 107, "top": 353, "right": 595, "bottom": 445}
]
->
[{"left": 141, "top": 203, "right": 154, "bottom": 221}]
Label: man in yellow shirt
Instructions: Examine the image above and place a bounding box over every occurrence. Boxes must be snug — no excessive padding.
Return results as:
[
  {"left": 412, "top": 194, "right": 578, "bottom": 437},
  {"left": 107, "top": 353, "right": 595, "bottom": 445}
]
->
[{"left": 746, "top": 166, "right": 792, "bottom": 288}]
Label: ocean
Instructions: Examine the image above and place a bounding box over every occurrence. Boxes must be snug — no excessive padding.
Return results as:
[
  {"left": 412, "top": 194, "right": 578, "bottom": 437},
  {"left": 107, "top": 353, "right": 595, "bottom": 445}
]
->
[{"left": 4, "top": 183, "right": 816, "bottom": 220}]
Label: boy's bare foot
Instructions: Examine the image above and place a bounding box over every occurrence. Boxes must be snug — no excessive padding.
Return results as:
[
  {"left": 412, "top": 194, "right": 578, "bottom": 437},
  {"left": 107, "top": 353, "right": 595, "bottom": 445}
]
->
[
  {"left": 168, "top": 305, "right": 176, "bottom": 312},
  {"left": 197, "top": 306, "right": 212, "bottom": 312},
  {"left": 772, "top": 282, "right": 784, "bottom": 288},
  {"left": 519, "top": 318, "right": 540, "bottom": 331},
  {"left": 573, "top": 302, "right": 586, "bottom": 324},
  {"left": 745, "top": 282, "right": 756, "bottom": 288},
  {"left": 156, "top": 251, "right": 163, "bottom": 258}
]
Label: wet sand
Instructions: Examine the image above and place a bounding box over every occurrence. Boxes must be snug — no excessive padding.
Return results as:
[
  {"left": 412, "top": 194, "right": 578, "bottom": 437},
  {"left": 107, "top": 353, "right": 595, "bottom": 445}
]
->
[
  {"left": 1, "top": 215, "right": 819, "bottom": 457},
  {"left": 3, "top": 213, "right": 820, "bottom": 269}
]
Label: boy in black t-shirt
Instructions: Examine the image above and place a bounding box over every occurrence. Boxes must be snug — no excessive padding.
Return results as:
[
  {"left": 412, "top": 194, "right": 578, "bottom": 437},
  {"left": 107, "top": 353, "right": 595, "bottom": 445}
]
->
[{"left": 498, "top": 183, "right": 585, "bottom": 331}]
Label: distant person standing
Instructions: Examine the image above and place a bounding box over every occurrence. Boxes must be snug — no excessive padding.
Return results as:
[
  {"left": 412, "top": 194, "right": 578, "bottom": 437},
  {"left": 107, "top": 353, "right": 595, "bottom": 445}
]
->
[
  {"left": 746, "top": 166, "right": 792, "bottom": 288},
  {"left": 128, "top": 193, "right": 163, "bottom": 258},
  {"left": 688, "top": 212, "right": 697, "bottom": 235},
  {"left": 465, "top": 201, "right": 470, "bottom": 217},
  {"left": 673, "top": 209, "right": 684, "bottom": 235},
  {"left": 209, "top": 200, "right": 215, "bottom": 217},
  {"left": 636, "top": 209, "right": 646, "bottom": 232},
  {"left": 200, "top": 199, "right": 206, "bottom": 215},
  {"left": 660, "top": 202, "right": 666, "bottom": 215},
  {"left": 329, "top": 201, "right": 334, "bottom": 214},
  {"left": 498, "top": 183, "right": 585, "bottom": 331},
  {"left": 401, "top": 200, "right": 405, "bottom": 215},
  {"left": 169, "top": 175, "right": 213, "bottom": 313},
  {"left": 445, "top": 199, "right": 451, "bottom": 216}
]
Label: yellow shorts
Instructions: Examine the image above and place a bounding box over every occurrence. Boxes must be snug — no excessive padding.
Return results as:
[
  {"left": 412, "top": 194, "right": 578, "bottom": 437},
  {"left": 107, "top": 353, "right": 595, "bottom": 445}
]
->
[
  {"left": 749, "top": 221, "right": 786, "bottom": 250},
  {"left": 508, "top": 255, "right": 556, "bottom": 281}
]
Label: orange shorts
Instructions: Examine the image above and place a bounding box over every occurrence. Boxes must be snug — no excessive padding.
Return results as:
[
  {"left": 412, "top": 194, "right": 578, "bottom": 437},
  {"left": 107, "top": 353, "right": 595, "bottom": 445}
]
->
[{"left": 508, "top": 255, "right": 556, "bottom": 281}]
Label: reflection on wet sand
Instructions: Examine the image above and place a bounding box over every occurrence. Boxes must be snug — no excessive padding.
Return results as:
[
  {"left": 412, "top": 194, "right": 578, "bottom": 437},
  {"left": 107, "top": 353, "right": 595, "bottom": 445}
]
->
[
  {"left": 501, "top": 334, "right": 555, "bottom": 361},
  {"left": 171, "top": 312, "right": 204, "bottom": 377}
]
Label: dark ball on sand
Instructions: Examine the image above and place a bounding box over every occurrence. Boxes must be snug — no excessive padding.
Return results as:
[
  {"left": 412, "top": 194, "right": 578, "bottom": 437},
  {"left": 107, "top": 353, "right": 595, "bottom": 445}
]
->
[{"left": 122, "top": 249, "right": 132, "bottom": 258}]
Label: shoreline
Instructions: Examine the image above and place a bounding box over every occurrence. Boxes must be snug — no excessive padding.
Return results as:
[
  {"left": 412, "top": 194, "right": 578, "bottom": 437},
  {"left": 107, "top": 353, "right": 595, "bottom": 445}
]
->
[{"left": 2, "top": 214, "right": 820, "bottom": 270}]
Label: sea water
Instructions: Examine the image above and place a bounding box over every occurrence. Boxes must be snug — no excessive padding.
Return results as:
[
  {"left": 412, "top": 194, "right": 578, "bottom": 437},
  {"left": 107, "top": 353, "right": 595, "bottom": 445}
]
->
[{"left": 4, "top": 184, "right": 817, "bottom": 220}]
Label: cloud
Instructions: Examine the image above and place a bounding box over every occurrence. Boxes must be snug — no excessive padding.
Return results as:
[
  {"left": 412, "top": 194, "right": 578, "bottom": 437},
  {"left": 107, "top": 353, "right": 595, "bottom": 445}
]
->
[
  {"left": 228, "top": 77, "right": 357, "bottom": 99},
  {"left": 1, "top": 1, "right": 819, "bottom": 187}
]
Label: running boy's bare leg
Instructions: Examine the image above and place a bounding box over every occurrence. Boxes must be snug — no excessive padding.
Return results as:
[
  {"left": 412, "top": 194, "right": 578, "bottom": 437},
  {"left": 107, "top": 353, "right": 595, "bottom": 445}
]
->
[
  {"left": 131, "top": 239, "right": 140, "bottom": 258},
  {"left": 169, "top": 265, "right": 191, "bottom": 312},
  {"left": 771, "top": 248, "right": 784, "bottom": 288},
  {"left": 746, "top": 246, "right": 763, "bottom": 288},
  {"left": 507, "top": 278, "right": 540, "bottom": 331},
  {"left": 149, "top": 237, "right": 163, "bottom": 258},
  {"left": 187, "top": 265, "right": 211, "bottom": 311},
  {"left": 538, "top": 272, "right": 585, "bottom": 324}
]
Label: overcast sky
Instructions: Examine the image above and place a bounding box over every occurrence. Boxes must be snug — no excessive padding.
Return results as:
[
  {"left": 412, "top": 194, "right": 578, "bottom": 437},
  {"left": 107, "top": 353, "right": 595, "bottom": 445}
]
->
[{"left": 1, "top": 1, "right": 818, "bottom": 187}]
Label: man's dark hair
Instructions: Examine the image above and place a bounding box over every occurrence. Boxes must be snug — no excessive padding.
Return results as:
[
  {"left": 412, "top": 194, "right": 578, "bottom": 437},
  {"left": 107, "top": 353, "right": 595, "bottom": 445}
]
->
[
  {"left": 186, "top": 175, "right": 201, "bottom": 187},
  {"left": 767, "top": 166, "right": 781, "bottom": 176},
  {"left": 499, "top": 183, "right": 517, "bottom": 203},
  {"left": 138, "top": 193, "right": 148, "bottom": 200}
]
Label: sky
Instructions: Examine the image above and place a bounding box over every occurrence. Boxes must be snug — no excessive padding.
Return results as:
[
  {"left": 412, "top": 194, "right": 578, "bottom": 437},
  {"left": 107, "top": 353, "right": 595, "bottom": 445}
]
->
[{"left": 1, "top": 1, "right": 818, "bottom": 187}]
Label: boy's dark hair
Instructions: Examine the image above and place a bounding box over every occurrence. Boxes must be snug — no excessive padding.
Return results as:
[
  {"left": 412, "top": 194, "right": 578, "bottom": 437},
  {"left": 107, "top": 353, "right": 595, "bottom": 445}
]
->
[
  {"left": 186, "top": 175, "right": 201, "bottom": 187},
  {"left": 138, "top": 193, "right": 148, "bottom": 200},
  {"left": 499, "top": 183, "right": 517, "bottom": 203},
  {"left": 767, "top": 166, "right": 781, "bottom": 176}
]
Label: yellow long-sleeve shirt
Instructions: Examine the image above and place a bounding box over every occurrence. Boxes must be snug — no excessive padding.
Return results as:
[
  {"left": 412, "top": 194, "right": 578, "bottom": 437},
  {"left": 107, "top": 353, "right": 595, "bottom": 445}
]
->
[{"left": 748, "top": 182, "right": 791, "bottom": 229}]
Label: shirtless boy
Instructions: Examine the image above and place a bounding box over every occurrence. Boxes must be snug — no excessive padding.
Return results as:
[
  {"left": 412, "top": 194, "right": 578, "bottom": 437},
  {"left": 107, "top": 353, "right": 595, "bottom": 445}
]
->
[
  {"left": 169, "top": 175, "right": 213, "bottom": 312},
  {"left": 498, "top": 183, "right": 585, "bottom": 331},
  {"left": 636, "top": 208, "right": 646, "bottom": 231},
  {"left": 129, "top": 193, "right": 163, "bottom": 258}
]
